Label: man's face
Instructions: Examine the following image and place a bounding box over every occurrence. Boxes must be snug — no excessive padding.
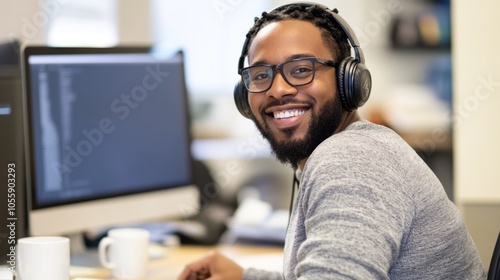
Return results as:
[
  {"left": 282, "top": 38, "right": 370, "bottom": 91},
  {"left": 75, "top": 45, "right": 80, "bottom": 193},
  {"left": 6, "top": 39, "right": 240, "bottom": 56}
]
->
[{"left": 247, "top": 20, "right": 345, "bottom": 168}]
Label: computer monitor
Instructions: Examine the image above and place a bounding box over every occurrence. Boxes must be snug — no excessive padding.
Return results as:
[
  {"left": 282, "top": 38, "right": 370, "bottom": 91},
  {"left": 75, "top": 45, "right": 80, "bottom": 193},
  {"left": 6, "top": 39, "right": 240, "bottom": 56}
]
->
[{"left": 21, "top": 46, "right": 199, "bottom": 239}]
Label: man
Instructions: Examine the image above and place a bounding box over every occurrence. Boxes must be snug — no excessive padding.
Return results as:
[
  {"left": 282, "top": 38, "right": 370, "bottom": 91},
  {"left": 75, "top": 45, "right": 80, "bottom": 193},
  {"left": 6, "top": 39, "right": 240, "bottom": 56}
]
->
[{"left": 178, "top": 3, "right": 486, "bottom": 280}]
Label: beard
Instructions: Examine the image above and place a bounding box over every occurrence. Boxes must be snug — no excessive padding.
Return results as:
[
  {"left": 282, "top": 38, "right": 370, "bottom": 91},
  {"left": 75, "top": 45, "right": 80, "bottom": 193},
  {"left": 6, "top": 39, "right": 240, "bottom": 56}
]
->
[{"left": 252, "top": 93, "right": 344, "bottom": 169}]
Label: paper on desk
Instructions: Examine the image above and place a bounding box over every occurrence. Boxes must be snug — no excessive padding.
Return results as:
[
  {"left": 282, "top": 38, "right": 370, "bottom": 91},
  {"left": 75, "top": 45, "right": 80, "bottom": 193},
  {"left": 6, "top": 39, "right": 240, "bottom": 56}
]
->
[
  {"left": 226, "top": 198, "right": 289, "bottom": 243},
  {"left": 235, "top": 253, "right": 284, "bottom": 273}
]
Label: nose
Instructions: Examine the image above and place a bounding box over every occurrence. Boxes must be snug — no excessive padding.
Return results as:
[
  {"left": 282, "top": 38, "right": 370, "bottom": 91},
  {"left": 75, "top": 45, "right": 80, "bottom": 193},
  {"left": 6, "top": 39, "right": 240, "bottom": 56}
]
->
[{"left": 266, "top": 71, "right": 297, "bottom": 99}]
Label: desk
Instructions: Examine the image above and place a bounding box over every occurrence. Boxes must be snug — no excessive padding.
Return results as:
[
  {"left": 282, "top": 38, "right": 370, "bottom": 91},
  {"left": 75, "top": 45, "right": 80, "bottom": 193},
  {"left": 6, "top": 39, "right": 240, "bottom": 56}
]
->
[{"left": 70, "top": 245, "right": 284, "bottom": 280}]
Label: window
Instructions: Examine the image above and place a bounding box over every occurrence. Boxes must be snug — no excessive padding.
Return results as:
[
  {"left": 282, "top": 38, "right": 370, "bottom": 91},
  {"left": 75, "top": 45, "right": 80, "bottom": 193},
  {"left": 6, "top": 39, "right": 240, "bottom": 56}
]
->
[
  {"left": 151, "top": 0, "right": 270, "bottom": 97},
  {"left": 46, "top": 0, "right": 117, "bottom": 47}
]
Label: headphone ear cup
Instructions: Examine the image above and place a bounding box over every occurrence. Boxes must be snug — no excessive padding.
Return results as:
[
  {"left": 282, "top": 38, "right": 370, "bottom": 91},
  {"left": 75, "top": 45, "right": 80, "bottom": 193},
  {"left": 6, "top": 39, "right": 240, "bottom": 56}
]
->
[
  {"left": 352, "top": 61, "right": 371, "bottom": 109},
  {"left": 337, "top": 57, "right": 371, "bottom": 111},
  {"left": 233, "top": 81, "right": 252, "bottom": 119},
  {"left": 337, "top": 57, "right": 352, "bottom": 111}
]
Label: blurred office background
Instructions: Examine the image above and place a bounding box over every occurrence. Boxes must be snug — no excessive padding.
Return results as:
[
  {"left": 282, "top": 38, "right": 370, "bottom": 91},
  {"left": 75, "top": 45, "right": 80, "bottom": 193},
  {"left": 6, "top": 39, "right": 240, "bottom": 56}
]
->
[{"left": 0, "top": 0, "right": 498, "bottom": 269}]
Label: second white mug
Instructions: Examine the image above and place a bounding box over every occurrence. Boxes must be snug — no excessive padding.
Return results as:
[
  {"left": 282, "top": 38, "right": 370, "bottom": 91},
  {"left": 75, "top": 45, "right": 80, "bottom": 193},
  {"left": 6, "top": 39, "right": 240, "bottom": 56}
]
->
[{"left": 98, "top": 228, "right": 150, "bottom": 279}]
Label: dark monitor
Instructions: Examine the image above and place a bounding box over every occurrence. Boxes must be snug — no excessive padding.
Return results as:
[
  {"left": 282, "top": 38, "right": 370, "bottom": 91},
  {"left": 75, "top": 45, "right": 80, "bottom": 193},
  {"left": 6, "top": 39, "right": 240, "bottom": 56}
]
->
[
  {"left": 1, "top": 40, "right": 28, "bottom": 266},
  {"left": 21, "top": 46, "right": 199, "bottom": 237}
]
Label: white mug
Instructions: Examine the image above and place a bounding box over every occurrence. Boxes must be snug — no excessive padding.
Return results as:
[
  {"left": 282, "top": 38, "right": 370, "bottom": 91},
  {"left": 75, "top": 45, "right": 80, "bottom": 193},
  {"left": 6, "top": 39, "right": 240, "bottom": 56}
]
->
[
  {"left": 16, "top": 236, "right": 70, "bottom": 280},
  {"left": 98, "top": 228, "right": 150, "bottom": 279}
]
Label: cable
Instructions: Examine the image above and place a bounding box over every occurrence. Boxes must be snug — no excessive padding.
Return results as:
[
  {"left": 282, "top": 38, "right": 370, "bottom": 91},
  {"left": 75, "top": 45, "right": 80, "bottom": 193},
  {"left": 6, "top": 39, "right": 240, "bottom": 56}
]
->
[{"left": 286, "top": 169, "right": 300, "bottom": 232}]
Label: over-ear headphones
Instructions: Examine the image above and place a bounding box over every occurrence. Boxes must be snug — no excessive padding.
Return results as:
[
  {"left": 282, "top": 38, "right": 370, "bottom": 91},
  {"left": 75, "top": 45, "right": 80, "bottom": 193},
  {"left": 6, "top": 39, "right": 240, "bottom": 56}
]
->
[{"left": 234, "top": 2, "right": 372, "bottom": 119}]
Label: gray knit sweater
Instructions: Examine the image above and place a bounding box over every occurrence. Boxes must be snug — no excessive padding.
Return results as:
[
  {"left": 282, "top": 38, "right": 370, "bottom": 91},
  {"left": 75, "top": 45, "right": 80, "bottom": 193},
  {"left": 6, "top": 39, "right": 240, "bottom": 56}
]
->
[{"left": 243, "top": 121, "right": 486, "bottom": 279}]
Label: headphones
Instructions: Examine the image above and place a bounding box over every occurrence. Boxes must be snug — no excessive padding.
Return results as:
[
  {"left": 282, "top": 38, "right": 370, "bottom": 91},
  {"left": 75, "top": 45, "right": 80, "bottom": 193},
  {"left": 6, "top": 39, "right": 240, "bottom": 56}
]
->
[{"left": 233, "top": 2, "right": 372, "bottom": 119}]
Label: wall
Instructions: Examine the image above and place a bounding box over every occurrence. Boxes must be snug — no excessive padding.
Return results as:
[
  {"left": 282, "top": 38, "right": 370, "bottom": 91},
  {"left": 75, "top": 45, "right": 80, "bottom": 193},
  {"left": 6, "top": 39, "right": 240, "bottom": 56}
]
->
[
  {"left": 453, "top": 0, "right": 500, "bottom": 269},
  {"left": 0, "top": 1, "right": 45, "bottom": 45},
  {"left": 0, "top": 0, "right": 152, "bottom": 47},
  {"left": 118, "top": 0, "right": 151, "bottom": 45}
]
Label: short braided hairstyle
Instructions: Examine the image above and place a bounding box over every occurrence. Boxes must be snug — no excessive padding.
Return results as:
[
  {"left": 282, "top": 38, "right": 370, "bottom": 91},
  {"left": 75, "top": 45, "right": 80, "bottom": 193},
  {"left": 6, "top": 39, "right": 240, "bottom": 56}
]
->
[{"left": 244, "top": 4, "right": 351, "bottom": 64}]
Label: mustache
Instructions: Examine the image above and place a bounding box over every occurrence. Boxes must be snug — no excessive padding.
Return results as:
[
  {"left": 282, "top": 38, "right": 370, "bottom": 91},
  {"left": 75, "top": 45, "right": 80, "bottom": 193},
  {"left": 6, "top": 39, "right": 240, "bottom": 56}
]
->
[{"left": 261, "top": 97, "right": 313, "bottom": 114}]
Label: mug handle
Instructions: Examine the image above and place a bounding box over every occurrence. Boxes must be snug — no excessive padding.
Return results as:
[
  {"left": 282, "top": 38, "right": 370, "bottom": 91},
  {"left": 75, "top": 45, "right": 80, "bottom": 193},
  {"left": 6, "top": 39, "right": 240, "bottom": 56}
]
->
[{"left": 98, "top": 237, "right": 115, "bottom": 270}]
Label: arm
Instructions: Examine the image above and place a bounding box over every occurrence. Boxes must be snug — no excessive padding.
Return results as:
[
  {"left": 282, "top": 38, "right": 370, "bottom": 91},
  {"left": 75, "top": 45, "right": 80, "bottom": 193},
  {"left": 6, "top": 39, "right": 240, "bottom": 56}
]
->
[
  {"left": 291, "top": 125, "right": 486, "bottom": 279},
  {"left": 292, "top": 143, "right": 410, "bottom": 279},
  {"left": 298, "top": 177, "right": 402, "bottom": 279},
  {"left": 177, "top": 251, "right": 283, "bottom": 280},
  {"left": 243, "top": 268, "right": 283, "bottom": 280}
]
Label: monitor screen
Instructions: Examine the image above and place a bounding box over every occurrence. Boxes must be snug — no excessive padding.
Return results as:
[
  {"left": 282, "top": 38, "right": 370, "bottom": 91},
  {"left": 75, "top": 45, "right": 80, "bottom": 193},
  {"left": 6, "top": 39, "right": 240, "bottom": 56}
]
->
[{"left": 22, "top": 46, "right": 199, "bottom": 236}]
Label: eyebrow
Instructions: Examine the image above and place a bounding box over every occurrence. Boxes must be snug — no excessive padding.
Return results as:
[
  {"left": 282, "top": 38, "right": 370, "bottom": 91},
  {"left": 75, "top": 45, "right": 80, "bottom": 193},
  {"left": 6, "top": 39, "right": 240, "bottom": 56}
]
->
[{"left": 249, "top": 53, "right": 317, "bottom": 67}]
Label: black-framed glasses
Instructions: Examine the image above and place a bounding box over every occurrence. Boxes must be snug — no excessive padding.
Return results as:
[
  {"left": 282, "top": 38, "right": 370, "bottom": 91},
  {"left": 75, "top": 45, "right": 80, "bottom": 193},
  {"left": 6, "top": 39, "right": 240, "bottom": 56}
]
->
[{"left": 239, "top": 57, "right": 337, "bottom": 93}]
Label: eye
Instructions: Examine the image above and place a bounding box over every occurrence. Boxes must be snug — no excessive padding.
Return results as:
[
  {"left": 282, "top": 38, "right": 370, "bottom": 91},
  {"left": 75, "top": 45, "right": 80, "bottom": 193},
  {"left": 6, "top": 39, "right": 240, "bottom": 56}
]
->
[
  {"left": 248, "top": 67, "right": 272, "bottom": 81},
  {"left": 284, "top": 59, "right": 315, "bottom": 79},
  {"left": 289, "top": 65, "right": 313, "bottom": 78},
  {"left": 253, "top": 72, "right": 270, "bottom": 81}
]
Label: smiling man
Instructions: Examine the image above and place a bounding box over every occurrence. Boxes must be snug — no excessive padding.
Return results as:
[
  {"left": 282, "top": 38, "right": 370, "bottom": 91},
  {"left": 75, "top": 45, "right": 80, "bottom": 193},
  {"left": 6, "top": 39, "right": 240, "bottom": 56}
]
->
[
  {"left": 246, "top": 19, "right": 351, "bottom": 171},
  {"left": 178, "top": 3, "right": 485, "bottom": 280}
]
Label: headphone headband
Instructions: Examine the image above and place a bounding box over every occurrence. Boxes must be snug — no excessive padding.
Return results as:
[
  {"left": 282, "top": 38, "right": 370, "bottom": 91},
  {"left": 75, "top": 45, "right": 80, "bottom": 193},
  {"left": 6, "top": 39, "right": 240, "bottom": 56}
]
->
[{"left": 238, "top": 2, "right": 365, "bottom": 71}]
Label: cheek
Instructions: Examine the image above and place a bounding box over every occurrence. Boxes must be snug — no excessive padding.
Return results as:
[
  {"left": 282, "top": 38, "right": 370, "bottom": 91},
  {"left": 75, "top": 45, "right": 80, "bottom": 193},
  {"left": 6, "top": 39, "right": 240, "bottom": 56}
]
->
[
  {"left": 314, "top": 73, "right": 338, "bottom": 101},
  {"left": 248, "top": 94, "right": 264, "bottom": 118}
]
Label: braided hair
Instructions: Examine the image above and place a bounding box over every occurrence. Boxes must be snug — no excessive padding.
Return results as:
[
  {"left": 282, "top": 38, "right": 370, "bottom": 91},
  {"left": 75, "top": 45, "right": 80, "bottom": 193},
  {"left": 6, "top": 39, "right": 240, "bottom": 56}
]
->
[{"left": 244, "top": 4, "right": 351, "bottom": 64}]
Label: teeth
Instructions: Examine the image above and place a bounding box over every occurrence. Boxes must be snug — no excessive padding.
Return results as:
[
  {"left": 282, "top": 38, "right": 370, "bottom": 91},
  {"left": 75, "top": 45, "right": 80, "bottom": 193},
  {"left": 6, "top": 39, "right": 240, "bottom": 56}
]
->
[{"left": 274, "top": 109, "right": 306, "bottom": 119}]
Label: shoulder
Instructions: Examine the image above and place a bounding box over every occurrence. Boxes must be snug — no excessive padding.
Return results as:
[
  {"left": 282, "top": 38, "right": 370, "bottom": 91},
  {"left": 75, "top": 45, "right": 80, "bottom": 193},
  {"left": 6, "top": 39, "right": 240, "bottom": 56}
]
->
[
  {"left": 299, "top": 120, "right": 426, "bottom": 204},
  {"left": 319, "top": 120, "right": 404, "bottom": 152},
  {"left": 305, "top": 120, "right": 413, "bottom": 173}
]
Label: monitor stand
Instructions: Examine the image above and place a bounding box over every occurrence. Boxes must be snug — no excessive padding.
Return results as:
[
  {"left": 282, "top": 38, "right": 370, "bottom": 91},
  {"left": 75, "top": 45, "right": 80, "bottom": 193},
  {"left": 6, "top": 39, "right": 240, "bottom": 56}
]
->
[{"left": 68, "top": 232, "right": 102, "bottom": 268}]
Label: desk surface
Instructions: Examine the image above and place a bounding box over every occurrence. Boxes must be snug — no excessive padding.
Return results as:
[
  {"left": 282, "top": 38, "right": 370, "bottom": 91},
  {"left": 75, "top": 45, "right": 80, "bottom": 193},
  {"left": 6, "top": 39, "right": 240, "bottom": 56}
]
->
[{"left": 70, "top": 245, "right": 284, "bottom": 280}]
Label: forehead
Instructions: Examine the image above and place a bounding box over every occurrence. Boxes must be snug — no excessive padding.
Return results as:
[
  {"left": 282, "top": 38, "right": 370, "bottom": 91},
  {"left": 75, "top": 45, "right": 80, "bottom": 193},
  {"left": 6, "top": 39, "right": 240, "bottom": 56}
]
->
[{"left": 248, "top": 19, "right": 332, "bottom": 65}]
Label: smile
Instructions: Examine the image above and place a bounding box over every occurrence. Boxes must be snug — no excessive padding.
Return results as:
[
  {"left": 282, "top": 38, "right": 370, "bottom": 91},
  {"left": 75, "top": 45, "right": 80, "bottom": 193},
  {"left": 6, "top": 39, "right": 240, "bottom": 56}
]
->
[{"left": 273, "top": 109, "right": 307, "bottom": 119}]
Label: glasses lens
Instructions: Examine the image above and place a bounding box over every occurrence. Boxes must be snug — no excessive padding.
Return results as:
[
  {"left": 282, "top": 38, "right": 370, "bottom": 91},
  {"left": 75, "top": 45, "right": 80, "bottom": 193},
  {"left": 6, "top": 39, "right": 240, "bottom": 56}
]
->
[
  {"left": 242, "top": 66, "right": 273, "bottom": 93},
  {"left": 283, "top": 59, "right": 315, "bottom": 86}
]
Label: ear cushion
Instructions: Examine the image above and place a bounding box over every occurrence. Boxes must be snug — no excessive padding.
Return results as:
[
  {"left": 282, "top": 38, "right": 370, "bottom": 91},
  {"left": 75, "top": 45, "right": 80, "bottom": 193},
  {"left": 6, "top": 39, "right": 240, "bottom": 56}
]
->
[
  {"left": 233, "top": 81, "right": 252, "bottom": 119},
  {"left": 337, "top": 57, "right": 352, "bottom": 111},
  {"left": 337, "top": 57, "right": 371, "bottom": 111}
]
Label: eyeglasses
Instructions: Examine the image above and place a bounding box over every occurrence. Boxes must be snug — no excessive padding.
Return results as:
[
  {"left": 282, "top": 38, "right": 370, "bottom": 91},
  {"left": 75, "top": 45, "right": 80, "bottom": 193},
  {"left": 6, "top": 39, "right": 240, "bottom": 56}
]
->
[{"left": 239, "top": 57, "right": 337, "bottom": 93}]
